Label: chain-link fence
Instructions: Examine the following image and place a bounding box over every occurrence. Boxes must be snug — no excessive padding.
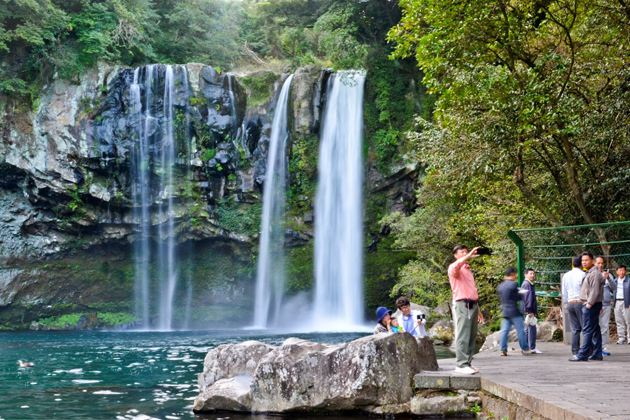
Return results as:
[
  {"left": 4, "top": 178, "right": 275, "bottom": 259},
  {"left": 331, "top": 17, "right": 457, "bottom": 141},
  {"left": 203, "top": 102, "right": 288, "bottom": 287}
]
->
[{"left": 508, "top": 221, "right": 630, "bottom": 315}]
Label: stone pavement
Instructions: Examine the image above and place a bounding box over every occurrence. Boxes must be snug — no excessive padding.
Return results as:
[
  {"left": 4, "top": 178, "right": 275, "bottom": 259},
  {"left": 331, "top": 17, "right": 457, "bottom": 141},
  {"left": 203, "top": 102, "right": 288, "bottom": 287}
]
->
[{"left": 439, "top": 341, "right": 630, "bottom": 419}]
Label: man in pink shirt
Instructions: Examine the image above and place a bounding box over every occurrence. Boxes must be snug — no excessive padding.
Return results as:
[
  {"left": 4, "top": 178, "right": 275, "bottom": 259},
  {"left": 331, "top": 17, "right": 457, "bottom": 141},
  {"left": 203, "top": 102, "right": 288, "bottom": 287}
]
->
[{"left": 448, "top": 245, "right": 481, "bottom": 374}]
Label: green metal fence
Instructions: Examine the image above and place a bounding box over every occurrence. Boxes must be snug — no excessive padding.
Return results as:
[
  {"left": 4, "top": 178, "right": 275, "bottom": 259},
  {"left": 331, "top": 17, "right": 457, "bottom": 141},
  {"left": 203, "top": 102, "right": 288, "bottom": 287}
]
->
[{"left": 508, "top": 221, "right": 630, "bottom": 312}]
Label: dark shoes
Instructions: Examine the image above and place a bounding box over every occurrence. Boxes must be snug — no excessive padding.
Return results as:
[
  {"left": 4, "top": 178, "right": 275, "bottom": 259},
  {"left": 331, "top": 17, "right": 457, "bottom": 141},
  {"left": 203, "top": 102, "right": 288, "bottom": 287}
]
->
[
  {"left": 568, "top": 356, "right": 588, "bottom": 362},
  {"left": 589, "top": 356, "right": 603, "bottom": 361},
  {"left": 500, "top": 350, "right": 508, "bottom": 356}
]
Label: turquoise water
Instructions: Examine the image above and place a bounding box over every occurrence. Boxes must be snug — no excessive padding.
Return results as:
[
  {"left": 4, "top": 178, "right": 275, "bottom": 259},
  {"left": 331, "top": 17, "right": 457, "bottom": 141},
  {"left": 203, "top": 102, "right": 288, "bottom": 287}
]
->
[{"left": 0, "top": 330, "right": 454, "bottom": 420}]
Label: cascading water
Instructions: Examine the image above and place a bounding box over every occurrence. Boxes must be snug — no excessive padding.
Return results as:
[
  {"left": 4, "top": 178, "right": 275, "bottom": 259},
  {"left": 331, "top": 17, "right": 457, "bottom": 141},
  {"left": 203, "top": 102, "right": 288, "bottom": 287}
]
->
[
  {"left": 130, "top": 64, "right": 187, "bottom": 331},
  {"left": 157, "top": 65, "right": 178, "bottom": 331},
  {"left": 130, "top": 66, "right": 152, "bottom": 329},
  {"left": 252, "top": 74, "right": 294, "bottom": 328},
  {"left": 312, "top": 71, "right": 366, "bottom": 330}
]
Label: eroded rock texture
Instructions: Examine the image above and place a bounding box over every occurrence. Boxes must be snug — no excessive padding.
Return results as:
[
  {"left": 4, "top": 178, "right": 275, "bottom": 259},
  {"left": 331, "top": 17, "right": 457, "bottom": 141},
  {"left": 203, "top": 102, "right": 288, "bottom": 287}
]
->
[{"left": 194, "top": 333, "right": 438, "bottom": 414}]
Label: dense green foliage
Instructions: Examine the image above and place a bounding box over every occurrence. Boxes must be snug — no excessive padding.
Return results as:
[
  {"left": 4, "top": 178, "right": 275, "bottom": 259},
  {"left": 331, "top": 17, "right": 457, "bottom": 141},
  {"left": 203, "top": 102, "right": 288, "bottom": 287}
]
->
[
  {"left": 288, "top": 133, "right": 318, "bottom": 217},
  {"left": 363, "top": 47, "right": 435, "bottom": 173},
  {"left": 37, "top": 312, "right": 136, "bottom": 328},
  {"left": 364, "top": 243, "right": 417, "bottom": 316},
  {"left": 284, "top": 243, "right": 315, "bottom": 295},
  {"left": 215, "top": 199, "right": 263, "bottom": 236},
  {"left": 0, "top": 0, "right": 404, "bottom": 101},
  {"left": 383, "top": 0, "right": 630, "bottom": 316}
]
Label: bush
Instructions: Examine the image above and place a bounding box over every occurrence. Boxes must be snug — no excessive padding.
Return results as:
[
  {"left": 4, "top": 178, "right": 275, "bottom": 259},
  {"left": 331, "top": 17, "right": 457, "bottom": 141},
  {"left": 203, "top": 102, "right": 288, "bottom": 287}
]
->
[{"left": 215, "top": 199, "right": 262, "bottom": 236}]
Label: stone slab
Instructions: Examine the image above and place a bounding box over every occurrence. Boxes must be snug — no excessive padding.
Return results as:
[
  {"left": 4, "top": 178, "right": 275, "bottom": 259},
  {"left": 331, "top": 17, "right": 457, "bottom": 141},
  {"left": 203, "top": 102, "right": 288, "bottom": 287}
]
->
[
  {"left": 414, "top": 371, "right": 480, "bottom": 390},
  {"left": 440, "top": 341, "right": 630, "bottom": 419},
  {"left": 449, "top": 374, "right": 481, "bottom": 390},
  {"left": 414, "top": 373, "right": 450, "bottom": 389},
  {"left": 410, "top": 395, "right": 468, "bottom": 416}
]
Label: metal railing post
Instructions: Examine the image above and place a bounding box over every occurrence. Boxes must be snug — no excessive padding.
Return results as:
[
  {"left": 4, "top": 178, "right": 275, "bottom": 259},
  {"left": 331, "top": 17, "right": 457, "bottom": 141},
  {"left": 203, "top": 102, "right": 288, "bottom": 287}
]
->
[{"left": 507, "top": 230, "right": 525, "bottom": 286}]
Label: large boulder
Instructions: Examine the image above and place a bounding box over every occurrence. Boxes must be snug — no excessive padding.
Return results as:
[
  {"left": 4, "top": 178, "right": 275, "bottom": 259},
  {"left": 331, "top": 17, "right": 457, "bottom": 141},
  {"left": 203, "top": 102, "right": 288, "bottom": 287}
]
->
[
  {"left": 194, "top": 334, "right": 438, "bottom": 414},
  {"left": 428, "top": 319, "right": 454, "bottom": 344},
  {"left": 479, "top": 329, "right": 517, "bottom": 352},
  {"left": 197, "top": 341, "right": 275, "bottom": 388},
  {"left": 536, "top": 321, "right": 562, "bottom": 342},
  {"left": 479, "top": 320, "right": 562, "bottom": 352},
  {"left": 433, "top": 301, "right": 452, "bottom": 317}
]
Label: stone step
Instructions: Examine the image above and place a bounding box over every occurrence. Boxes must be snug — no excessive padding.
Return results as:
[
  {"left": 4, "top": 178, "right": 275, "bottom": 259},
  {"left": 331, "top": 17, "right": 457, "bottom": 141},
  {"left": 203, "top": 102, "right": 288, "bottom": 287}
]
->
[{"left": 414, "top": 371, "right": 481, "bottom": 390}]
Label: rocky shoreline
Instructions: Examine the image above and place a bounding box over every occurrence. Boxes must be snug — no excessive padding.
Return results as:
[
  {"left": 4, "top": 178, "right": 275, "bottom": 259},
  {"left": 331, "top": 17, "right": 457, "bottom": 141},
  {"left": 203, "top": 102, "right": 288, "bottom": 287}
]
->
[{"left": 193, "top": 333, "right": 442, "bottom": 415}]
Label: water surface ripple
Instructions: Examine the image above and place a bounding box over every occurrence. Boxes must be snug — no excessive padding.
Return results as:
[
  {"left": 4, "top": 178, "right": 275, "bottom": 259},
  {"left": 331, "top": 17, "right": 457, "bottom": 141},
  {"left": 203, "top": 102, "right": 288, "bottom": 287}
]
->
[{"left": 0, "top": 330, "right": 454, "bottom": 420}]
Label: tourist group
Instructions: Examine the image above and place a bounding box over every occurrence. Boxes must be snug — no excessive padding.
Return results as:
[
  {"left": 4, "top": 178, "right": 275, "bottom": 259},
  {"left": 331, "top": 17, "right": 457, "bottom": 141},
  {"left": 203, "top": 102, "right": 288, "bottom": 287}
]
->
[{"left": 373, "top": 245, "right": 629, "bottom": 375}]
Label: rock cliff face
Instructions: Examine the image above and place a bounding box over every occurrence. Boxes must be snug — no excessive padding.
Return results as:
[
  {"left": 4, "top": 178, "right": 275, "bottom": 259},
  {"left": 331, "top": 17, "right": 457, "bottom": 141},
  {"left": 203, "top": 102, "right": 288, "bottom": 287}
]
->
[
  {"left": 0, "top": 62, "right": 328, "bottom": 328},
  {"left": 0, "top": 59, "right": 417, "bottom": 329},
  {"left": 194, "top": 334, "right": 438, "bottom": 414}
]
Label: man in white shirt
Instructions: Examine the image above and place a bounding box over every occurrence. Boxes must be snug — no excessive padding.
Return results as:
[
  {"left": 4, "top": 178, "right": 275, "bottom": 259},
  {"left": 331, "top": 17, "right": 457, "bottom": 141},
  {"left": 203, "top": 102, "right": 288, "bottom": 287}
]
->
[
  {"left": 614, "top": 265, "right": 630, "bottom": 344},
  {"left": 395, "top": 296, "right": 427, "bottom": 337},
  {"left": 562, "top": 256, "right": 586, "bottom": 355}
]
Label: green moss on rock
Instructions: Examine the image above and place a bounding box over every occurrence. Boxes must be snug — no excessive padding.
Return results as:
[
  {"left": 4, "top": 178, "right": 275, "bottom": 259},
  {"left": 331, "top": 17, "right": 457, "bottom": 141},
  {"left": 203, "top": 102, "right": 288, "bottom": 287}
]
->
[{"left": 285, "top": 242, "right": 315, "bottom": 295}]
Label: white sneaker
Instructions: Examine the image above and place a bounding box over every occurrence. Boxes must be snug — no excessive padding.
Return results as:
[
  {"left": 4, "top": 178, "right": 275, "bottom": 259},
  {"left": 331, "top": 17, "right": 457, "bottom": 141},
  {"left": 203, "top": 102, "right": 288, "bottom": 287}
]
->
[
  {"left": 531, "top": 348, "right": 543, "bottom": 354},
  {"left": 455, "top": 366, "right": 478, "bottom": 375}
]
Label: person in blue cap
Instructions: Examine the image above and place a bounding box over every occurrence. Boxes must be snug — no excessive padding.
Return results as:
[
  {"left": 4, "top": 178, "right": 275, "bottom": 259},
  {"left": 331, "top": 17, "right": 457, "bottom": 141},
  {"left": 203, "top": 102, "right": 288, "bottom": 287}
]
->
[{"left": 374, "top": 306, "right": 393, "bottom": 334}]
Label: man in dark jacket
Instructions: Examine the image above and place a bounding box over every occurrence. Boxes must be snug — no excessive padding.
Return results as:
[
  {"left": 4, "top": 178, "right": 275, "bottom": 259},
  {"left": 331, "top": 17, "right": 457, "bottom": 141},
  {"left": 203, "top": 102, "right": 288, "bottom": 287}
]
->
[
  {"left": 522, "top": 269, "right": 541, "bottom": 354},
  {"left": 569, "top": 252, "right": 605, "bottom": 361},
  {"left": 498, "top": 267, "right": 531, "bottom": 356}
]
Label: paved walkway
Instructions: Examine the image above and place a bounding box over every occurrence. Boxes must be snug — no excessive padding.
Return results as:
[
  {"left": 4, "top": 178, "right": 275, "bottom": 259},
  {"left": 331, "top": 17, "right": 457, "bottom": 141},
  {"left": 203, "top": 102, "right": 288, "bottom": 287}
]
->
[{"left": 439, "top": 341, "right": 630, "bottom": 420}]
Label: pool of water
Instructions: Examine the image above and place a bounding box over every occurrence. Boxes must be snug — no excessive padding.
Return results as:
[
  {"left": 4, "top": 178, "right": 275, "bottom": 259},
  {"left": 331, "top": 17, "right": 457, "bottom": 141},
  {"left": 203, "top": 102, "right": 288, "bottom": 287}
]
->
[{"left": 0, "top": 330, "right": 454, "bottom": 420}]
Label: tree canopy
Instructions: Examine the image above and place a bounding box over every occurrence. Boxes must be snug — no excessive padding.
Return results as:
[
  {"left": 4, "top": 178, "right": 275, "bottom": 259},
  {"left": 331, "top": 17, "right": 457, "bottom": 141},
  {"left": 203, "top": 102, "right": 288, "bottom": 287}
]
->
[
  {"left": 389, "top": 0, "right": 630, "bottom": 231},
  {"left": 382, "top": 0, "right": 630, "bottom": 308},
  {"left": 0, "top": 0, "right": 404, "bottom": 98}
]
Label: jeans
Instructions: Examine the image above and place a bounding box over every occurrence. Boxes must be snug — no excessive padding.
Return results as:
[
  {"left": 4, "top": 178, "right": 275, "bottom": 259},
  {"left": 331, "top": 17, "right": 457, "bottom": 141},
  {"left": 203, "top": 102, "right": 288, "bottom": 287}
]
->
[
  {"left": 524, "top": 320, "right": 537, "bottom": 350},
  {"left": 576, "top": 302, "right": 603, "bottom": 360},
  {"left": 500, "top": 315, "right": 530, "bottom": 352},
  {"left": 567, "top": 301, "right": 583, "bottom": 355},
  {"left": 599, "top": 304, "right": 612, "bottom": 347},
  {"left": 454, "top": 300, "right": 478, "bottom": 368}
]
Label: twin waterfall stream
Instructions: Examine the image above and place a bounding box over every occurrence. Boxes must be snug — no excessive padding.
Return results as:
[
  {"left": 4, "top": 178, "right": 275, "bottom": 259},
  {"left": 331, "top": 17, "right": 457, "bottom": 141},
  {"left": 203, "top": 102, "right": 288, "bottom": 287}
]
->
[
  {"left": 130, "top": 64, "right": 191, "bottom": 331},
  {"left": 128, "top": 67, "right": 366, "bottom": 331},
  {"left": 254, "top": 70, "right": 367, "bottom": 330}
]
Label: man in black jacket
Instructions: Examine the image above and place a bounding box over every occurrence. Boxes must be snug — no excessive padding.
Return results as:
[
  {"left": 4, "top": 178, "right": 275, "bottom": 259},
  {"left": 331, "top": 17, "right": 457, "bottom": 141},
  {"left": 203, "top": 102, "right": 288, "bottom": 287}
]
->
[
  {"left": 522, "top": 269, "right": 541, "bottom": 354},
  {"left": 569, "top": 252, "right": 605, "bottom": 362},
  {"left": 498, "top": 267, "right": 531, "bottom": 356}
]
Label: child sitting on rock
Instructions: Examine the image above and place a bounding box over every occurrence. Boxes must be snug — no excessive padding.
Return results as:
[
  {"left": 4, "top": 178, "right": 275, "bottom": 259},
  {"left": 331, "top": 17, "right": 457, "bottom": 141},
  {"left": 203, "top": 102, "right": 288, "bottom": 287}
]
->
[{"left": 391, "top": 317, "right": 403, "bottom": 333}]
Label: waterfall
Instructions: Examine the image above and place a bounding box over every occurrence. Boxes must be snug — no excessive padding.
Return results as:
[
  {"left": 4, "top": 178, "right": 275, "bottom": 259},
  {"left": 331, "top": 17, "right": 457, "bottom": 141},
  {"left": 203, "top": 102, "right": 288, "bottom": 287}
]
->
[
  {"left": 312, "top": 71, "right": 366, "bottom": 329},
  {"left": 157, "top": 65, "right": 178, "bottom": 331},
  {"left": 131, "top": 64, "right": 186, "bottom": 331},
  {"left": 131, "top": 66, "right": 152, "bottom": 329},
  {"left": 253, "top": 74, "right": 294, "bottom": 328}
]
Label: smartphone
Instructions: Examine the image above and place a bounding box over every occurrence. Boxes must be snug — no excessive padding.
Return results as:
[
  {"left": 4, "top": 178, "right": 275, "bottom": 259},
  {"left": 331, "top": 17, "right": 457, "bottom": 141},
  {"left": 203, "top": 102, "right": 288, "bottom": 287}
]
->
[{"left": 476, "top": 247, "right": 492, "bottom": 256}]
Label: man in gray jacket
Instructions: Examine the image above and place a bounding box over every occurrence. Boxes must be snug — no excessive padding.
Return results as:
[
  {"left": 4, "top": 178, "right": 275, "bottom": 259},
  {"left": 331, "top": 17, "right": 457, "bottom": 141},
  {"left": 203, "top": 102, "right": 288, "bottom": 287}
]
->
[
  {"left": 614, "top": 265, "right": 630, "bottom": 344},
  {"left": 595, "top": 256, "right": 615, "bottom": 355},
  {"left": 569, "top": 252, "right": 605, "bottom": 362}
]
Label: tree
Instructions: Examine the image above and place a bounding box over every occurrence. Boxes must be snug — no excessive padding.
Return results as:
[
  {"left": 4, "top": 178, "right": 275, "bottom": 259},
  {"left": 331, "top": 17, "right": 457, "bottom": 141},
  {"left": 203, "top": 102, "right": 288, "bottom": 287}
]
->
[{"left": 388, "top": 0, "right": 630, "bottom": 241}]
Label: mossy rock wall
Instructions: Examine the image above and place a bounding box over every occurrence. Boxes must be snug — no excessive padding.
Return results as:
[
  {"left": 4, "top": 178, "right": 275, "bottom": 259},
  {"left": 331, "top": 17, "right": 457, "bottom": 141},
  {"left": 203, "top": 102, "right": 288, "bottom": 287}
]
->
[{"left": 0, "top": 239, "right": 255, "bottom": 330}]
